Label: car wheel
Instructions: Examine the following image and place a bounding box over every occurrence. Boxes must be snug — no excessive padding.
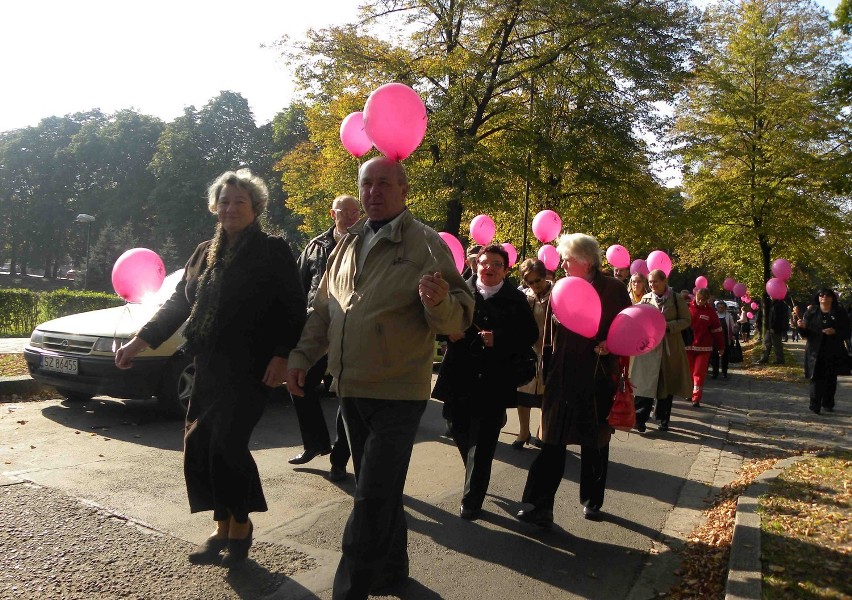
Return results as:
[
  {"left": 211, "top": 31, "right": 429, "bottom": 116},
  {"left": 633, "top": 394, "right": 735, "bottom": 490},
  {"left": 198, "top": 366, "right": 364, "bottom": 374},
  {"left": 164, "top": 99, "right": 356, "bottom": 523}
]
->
[
  {"left": 157, "top": 354, "right": 195, "bottom": 417},
  {"left": 55, "top": 388, "right": 93, "bottom": 403}
]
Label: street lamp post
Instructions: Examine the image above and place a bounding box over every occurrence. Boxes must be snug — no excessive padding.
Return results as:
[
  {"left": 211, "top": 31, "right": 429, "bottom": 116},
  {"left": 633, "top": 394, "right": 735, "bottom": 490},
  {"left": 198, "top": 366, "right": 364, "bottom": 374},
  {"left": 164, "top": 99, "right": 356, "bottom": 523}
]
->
[{"left": 75, "top": 214, "right": 95, "bottom": 289}]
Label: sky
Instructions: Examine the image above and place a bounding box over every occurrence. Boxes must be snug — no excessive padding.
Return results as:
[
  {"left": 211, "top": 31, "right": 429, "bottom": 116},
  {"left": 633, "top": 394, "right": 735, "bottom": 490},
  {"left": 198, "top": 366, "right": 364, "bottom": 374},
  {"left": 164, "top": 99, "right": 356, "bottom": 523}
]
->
[
  {"left": 1, "top": 0, "right": 361, "bottom": 133},
  {"left": 1, "top": 0, "right": 842, "bottom": 135}
]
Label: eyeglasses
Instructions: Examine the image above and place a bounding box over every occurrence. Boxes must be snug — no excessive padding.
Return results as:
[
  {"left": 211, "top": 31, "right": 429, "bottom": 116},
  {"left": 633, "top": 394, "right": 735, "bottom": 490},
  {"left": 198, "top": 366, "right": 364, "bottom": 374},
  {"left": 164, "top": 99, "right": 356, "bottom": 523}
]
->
[
  {"left": 524, "top": 277, "right": 544, "bottom": 286},
  {"left": 333, "top": 208, "right": 361, "bottom": 218},
  {"left": 478, "top": 261, "right": 505, "bottom": 269},
  {"left": 818, "top": 292, "right": 831, "bottom": 297}
]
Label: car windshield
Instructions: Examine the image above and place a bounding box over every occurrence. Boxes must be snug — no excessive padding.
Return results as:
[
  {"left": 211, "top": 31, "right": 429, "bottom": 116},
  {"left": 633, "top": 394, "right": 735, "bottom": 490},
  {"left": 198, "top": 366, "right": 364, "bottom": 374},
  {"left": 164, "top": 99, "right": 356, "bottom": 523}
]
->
[{"left": 147, "top": 269, "right": 185, "bottom": 305}]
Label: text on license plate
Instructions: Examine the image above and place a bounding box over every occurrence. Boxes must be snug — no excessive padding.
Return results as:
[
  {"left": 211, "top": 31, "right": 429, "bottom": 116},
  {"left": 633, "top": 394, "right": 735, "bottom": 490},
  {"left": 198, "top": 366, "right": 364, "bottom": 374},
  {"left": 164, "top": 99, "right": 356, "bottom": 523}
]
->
[{"left": 41, "top": 355, "right": 78, "bottom": 375}]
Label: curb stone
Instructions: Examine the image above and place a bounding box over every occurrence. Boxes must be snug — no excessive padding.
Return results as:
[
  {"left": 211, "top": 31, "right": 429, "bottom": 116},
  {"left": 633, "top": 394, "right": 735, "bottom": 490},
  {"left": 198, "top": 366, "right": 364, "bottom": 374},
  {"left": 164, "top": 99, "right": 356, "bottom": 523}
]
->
[
  {"left": 0, "top": 375, "right": 44, "bottom": 398},
  {"left": 724, "top": 455, "right": 807, "bottom": 600}
]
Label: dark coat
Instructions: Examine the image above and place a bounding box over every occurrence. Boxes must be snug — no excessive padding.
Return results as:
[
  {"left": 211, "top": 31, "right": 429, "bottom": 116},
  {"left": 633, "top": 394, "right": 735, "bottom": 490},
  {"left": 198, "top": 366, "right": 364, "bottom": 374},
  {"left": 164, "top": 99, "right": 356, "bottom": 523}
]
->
[
  {"left": 296, "top": 226, "right": 336, "bottom": 309},
  {"left": 540, "top": 271, "right": 631, "bottom": 447},
  {"left": 768, "top": 300, "right": 790, "bottom": 332},
  {"left": 139, "top": 227, "right": 307, "bottom": 382},
  {"left": 799, "top": 304, "right": 851, "bottom": 379},
  {"left": 432, "top": 277, "right": 538, "bottom": 409}
]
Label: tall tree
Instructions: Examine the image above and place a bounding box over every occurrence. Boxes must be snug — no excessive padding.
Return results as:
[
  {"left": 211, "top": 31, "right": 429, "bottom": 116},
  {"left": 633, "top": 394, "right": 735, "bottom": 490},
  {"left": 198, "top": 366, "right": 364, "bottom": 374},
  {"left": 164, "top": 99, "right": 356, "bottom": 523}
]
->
[
  {"left": 279, "top": 0, "right": 697, "bottom": 243},
  {"left": 674, "top": 0, "right": 852, "bottom": 301}
]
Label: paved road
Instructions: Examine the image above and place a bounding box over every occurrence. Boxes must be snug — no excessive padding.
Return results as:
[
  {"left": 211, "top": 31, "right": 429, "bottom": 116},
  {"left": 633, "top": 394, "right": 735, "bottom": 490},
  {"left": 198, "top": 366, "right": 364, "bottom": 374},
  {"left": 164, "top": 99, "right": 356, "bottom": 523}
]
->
[{"left": 0, "top": 341, "right": 848, "bottom": 599}]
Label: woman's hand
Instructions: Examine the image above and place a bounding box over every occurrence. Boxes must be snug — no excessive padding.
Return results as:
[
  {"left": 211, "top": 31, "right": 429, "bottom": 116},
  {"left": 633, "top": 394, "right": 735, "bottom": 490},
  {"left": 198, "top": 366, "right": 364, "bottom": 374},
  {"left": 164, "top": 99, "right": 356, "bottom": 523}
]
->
[
  {"left": 263, "top": 356, "right": 288, "bottom": 388},
  {"left": 823, "top": 327, "right": 836, "bottom": 336},
  {"left": 115, "top": 336, "right": 150, "bottom": 369}
]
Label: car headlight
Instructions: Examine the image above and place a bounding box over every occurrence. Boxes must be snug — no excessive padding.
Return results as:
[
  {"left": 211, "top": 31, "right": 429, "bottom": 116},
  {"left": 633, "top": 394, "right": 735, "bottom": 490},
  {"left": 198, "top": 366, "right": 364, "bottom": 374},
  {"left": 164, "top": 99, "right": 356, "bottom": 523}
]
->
[
  {"left": 93, "top": 337, "right": 125, "bottom": 353},
  {"left": 30, "top": 330, "right": 45, "bottom": 348}
]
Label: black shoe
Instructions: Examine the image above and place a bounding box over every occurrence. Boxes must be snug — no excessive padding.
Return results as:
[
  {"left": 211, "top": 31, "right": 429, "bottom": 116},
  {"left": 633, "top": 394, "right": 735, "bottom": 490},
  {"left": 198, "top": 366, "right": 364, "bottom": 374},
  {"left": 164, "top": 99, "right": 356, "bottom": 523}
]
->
[
  {"left": 221, "top": 521, "right": 253, "bottom": 567},
  {"left": 691, "top": 402, "right": 700, "bottom": 408},
  {"left": 529, "top": 436, "right": 543, "bottom": 449},
  {"left": 710, "top": 373, "right": 718, "bottom": 379},
  {"left": 516, "top": 506, "right": 553, "bottom": 528},
  {"left": 824, "top": 406, "right": 834, "bottom": 412},
  {"left": 756, "top": 359, "right": 768, "bottom": 364},
  {"left": 288, "top": 446, "right": 331, "bottom": 465},
  {"left": 460, "top": 505, "right": 482, "bottom": 520},
  {"left": 658, "top": 421, "right": 669, "bottom": 432},
  {"left": 188, "top": 535, "right": 228, "bottom": 564},
  {"left": 635, "top": 422, "right": 646, "bottom": 433},
  {"left": 328, "top": 464, "right": 347, "bottom": 482},
  {"left": 511, "top": 435, "right": 531, "bottom": 449},
  {"left": 583, "top": 506, "right": 603, "bottom": 521},
  {"left": 722, "top": 373, "right": 728, "bottom": 379},
  {"left": 809, "top": 405, "right": 821, "bottom": 415}
]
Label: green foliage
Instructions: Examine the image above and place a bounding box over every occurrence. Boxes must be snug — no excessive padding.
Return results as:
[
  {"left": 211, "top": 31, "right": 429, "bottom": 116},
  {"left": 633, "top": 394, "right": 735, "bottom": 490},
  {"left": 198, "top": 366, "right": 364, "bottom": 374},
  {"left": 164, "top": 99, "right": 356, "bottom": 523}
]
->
[
  {"left": 0, "top": 288, "right": 122, "bottom": 336},
  {"left": 278, "top": 0, "right": 698, "bottom": 246},
  {"left": 0, "top": 289, "right": 40, "bottom": 337},
  {"left": 674, "top": 0, "right": 852, "bottom": 305},
  {"left": 38, "top": 289, "right": 123, "bottom": 323}
]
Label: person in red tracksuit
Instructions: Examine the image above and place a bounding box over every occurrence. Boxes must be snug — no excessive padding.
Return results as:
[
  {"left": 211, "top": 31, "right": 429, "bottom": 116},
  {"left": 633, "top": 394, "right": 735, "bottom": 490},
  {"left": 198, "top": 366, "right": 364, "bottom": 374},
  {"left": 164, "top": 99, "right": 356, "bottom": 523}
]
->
[{"left": 685, "top": 288, "right": 725, "bottom": 407}]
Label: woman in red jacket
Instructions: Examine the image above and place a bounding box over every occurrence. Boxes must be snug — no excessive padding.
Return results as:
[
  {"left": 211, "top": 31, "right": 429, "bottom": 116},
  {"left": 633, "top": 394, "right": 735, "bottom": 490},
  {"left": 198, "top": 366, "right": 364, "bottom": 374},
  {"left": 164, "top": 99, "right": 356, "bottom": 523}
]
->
[{"left": 686, "top": 288, "right": 725, "bottom": 407}]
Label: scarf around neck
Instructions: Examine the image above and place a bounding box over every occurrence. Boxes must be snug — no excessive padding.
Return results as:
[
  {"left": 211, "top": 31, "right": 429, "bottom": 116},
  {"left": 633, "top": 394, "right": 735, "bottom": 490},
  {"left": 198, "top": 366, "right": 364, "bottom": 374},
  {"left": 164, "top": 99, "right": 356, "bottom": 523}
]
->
[{"left": 183, "top": 220, "right": 261, "bottom": 354}]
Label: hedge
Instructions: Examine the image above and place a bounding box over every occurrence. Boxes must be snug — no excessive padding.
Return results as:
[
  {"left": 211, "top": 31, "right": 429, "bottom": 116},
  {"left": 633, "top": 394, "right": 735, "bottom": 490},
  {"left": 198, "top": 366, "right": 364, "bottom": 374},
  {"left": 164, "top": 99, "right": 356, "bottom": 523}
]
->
[{"left": 0, "top": 289, "right": 124, "bottom": 337}]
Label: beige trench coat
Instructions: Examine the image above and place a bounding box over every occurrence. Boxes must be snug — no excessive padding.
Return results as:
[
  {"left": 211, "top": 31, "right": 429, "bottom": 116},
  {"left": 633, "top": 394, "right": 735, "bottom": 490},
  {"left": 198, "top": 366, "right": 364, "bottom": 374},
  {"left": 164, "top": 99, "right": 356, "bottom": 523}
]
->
[{"left": 630, "top": 288, "right": 692, "bottom": 399}]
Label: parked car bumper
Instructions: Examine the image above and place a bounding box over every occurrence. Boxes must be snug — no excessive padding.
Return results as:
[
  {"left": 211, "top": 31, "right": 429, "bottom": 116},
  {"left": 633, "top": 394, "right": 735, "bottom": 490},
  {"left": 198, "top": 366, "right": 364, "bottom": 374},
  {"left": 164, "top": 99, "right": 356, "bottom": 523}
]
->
[{"left": 24, "top": 347, "right": 169, "bottom": 400}]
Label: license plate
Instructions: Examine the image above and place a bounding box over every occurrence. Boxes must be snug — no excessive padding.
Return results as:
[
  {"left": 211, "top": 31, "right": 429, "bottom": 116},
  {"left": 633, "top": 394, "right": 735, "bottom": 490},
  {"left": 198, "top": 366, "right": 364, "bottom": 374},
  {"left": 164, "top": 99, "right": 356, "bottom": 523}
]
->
[{"left": 41, "top": 355, "right": 78, "bottom": 375}]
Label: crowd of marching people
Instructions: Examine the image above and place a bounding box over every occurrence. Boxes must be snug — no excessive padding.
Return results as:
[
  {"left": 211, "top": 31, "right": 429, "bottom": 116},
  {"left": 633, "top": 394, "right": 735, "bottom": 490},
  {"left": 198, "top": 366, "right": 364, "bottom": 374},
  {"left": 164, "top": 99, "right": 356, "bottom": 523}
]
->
[{"left": 114, "top": 161, "right": 849, "bottom": 599}]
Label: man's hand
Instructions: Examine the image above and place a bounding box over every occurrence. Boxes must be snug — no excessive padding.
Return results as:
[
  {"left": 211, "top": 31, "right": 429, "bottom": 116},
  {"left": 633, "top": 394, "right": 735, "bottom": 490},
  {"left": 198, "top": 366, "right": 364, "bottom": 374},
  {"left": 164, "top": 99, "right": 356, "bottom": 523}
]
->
[
  {"left": 115, "top": 336, "right": 149, "bottom": 370},
  {"left": 263, "top": 356, "right": 288, "bottom": 388},
  {"left": 419, "top": 272, "right": 449, "bottom": 308},
  {"left": 287, "top": 368, "right": 307, "bottom": 397}
]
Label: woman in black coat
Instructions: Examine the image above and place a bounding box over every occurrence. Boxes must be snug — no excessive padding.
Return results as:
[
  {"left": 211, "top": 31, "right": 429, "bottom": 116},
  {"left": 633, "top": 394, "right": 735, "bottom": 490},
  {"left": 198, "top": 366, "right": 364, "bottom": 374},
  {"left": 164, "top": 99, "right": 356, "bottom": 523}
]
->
[
  {"left": 796, "top": 288, "right": 851, "bottom": 414},
  {"left": 516, "top": 233, "right": 631, "bottom": 528},
  {"left": 116, "top": 169, "right": 306, "bottom": 566},
  {"left": 432, "top": 244, "right": 538, "bottom": 521}
]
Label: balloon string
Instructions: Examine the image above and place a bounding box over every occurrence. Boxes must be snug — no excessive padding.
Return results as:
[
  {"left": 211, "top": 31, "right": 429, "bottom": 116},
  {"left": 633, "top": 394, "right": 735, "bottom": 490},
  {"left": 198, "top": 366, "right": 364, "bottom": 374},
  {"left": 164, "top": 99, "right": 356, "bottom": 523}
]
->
[{"left": 111, "top": 303, "right": 132, "bottom": 353}]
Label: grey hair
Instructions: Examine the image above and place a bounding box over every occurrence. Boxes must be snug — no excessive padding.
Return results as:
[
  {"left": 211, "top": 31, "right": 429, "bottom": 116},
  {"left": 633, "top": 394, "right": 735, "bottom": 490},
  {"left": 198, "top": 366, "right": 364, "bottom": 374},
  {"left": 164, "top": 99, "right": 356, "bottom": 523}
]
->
[
  {"left": 206, "top": 168, "right": 269, "bottom": 216},
  {"left": 556, "top": 233, "right": 601, "bottom": 271}
]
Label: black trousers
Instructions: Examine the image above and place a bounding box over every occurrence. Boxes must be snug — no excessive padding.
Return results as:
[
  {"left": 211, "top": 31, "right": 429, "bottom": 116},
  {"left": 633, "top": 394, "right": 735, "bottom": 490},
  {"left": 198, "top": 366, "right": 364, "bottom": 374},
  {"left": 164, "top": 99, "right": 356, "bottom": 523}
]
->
[
  {"left": 448, "top": 400, "right": 505, "bottom": 510},
  {"left": 760, "top": 331, "right": 785, "bottom": 363},
  {"left": 635, "top": 394, "right": 673, "bottom": 427},
  {"left": 329, "top": 406, "right": 351, "bottom": 469},
  {"left": 810, "top": 376, "right": 837, "bottom": 411},
  {"left": 291, "top": 356, "right": 332, "bottom": 452},
  {"left": 710, "top": 346, "right": 729, "bottom": 376},
  {"left": 333, "top": 397, "right": 426, "bottom": 600},
  {"left": 521, "top": 442, "right": 610, "bottom": 511}
]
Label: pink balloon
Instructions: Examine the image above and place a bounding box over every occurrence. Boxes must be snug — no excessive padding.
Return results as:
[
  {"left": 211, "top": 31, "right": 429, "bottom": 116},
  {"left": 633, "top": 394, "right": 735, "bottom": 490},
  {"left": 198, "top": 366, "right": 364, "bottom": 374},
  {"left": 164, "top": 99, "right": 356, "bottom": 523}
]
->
[
  {"left": 502, "top": 243, "right": 518, "bottom": 268},
  {"left": 469, "top": 214, "right": 496, "bottom": 246},
  {"left": 531, "top": 210, "right": 562, "bottom": 243},
  {"left": 747, "top": 311, "right": 754, "bottom": 319},
  {"left": 112, "top": 248, "right": 166, "bottom": 303},
  {"left": 695, "top": 275, "right": 708, "bottom": 289},
  {"left": 742, "top": 296, "right": 751, "bottom": 304},
  {"left": 765, "top": 277, "right": 788, "bottom": 300},
  {"left": 749, "top": 302, "right": 757, "bottom": 310},
  {"left": 732, "top": 282, "right": 747, "bottom": 298},
  {"left": 630, "top": 259, "right": 649, "bottom": 277},
  {"left": 538, "top": 245, "right": 560, "bottom": 271},
  {"left": 339, "top": 111, "right": 373, "bottom": 157},
  {"left": 723, "top": 277, "right": 736, "bottom": 292},
  {"left": 551, "top": 276, "right": 602, "bottom": 338},
  {"left": 606, "top": 304, "right": 667, "bottom": 356},
  {"left": 362, "top": 83, "right": 427, "bottom": 161},
  {"left": 438, "top": 232, "right": 465, "bottom": 274},
  {"left": 771, "top": 259, "right": 792, "bottom": 281},
  {"left": 606, "top": 245, "right": 631, "bottom": 269},
  {"left": 646, "top": 250, "right": 672, "bottom": 276}
]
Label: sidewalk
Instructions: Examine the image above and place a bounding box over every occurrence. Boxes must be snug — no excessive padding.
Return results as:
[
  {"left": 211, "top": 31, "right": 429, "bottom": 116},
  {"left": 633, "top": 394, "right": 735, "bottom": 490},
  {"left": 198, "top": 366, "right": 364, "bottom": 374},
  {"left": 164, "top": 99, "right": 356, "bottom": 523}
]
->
[{"left": 0, "top": 340, "right": 848, "bottom": 599}]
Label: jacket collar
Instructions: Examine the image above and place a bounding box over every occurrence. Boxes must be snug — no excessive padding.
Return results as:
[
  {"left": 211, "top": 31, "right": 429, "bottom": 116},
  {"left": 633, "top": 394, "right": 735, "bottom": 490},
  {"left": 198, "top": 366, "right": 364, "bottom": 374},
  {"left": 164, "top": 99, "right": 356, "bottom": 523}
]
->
[{"left": 351, "top": 208, "right": 412, "bottom": 242}]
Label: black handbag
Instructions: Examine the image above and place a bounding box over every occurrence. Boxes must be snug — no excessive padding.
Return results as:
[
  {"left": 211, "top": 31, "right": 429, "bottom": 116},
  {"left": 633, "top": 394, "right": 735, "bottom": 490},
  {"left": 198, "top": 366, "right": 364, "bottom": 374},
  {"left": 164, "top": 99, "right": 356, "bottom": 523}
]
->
[
  {"left": 512, "top": 345, "right": 538, "bottom": 387},
  {"left": 729, "top": 339, "right": 743, "bottom": 363}
]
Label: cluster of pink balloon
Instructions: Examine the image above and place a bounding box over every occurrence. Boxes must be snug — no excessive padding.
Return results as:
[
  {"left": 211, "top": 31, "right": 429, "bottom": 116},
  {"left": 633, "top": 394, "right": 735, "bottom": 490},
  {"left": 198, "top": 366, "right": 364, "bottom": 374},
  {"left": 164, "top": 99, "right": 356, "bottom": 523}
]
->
[
  {"left": 607, "top": 246, "right": 673, "bottom": 279},
  {"left": 550, "top": 276, "right": 667, "bottom": 354},
  {"left": 532, "top": 210, "right": 562, "bottom": 271},
  {"left": 438, "top": 214, "right": 521, "bottom": 274},
  {"left": 112, "top": 248, "right": 166, "bottom": 303},
  {"left": 340, "top": 83, "right": 428, "bottom": 161},
  {"left": 766, "top": 258, "right": 791, "bottom": 300}
]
